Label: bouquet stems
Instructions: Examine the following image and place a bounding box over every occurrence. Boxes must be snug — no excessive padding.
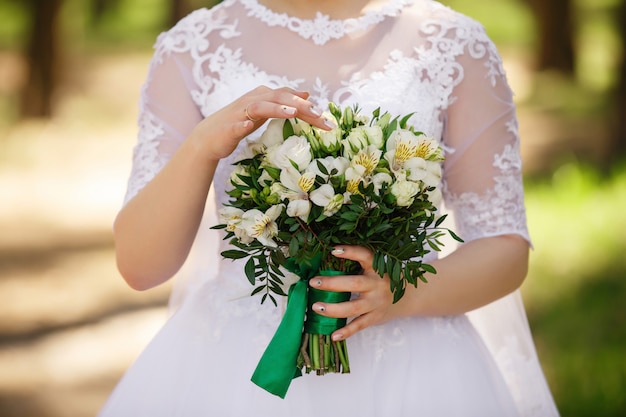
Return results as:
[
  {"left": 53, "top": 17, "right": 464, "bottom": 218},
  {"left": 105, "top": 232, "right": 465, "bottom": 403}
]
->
[{"left": 299, "top": 332, "right": 350, "bottom": 375}]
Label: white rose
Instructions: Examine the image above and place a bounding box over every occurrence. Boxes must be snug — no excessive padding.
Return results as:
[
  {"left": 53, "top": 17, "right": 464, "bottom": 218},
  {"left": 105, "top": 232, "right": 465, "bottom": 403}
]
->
[
  {"left": 342, "top": 127, "right": 369, "bottom": 157},
  {"left": 390, "top": 180, "right": 419, "bottom": 207},
  {"left": 266, "top": 135, "right": 312, "bottom": 171},
  {"left": 258, "top": 119, "right": 286, "bottom": 149},
  {"left": 317, "top": 128, "right": 342, "bottom": 152},
  {"left": 363, "top": 126, "right": 384, "bottom": 149}
]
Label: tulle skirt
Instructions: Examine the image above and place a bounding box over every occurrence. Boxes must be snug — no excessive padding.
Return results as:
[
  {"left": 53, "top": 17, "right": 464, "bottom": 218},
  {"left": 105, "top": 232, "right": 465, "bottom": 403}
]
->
[{"left": 98, "top": 275, "right": 521, "bottom": 417}]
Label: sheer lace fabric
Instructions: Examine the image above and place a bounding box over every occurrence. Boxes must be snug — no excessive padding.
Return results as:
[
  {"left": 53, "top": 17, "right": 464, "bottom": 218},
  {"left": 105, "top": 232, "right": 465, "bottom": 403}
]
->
[{"left": 106, "top": 1, "right": 558, "bottom": 416}]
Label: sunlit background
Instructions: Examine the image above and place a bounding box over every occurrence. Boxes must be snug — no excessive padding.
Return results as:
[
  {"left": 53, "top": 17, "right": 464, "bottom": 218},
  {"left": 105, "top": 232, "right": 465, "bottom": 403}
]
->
[{"left": 0, "top": 0, "right": 624, "bottom": 416}]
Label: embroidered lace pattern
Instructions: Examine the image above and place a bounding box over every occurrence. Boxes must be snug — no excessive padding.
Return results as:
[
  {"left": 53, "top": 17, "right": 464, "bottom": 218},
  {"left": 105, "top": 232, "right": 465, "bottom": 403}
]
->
[{"left": 239, "top": 0, "right": 415, "bottom": 45}]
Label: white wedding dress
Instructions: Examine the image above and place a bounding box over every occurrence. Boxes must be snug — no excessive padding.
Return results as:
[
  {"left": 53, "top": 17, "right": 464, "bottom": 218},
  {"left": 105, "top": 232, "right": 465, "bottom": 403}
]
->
[{"left": 99, "top": 1, "right": 559, "bottom": 416}]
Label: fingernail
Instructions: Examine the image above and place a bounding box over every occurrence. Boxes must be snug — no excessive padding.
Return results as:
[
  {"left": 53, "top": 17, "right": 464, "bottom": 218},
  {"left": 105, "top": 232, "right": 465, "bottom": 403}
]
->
[
  {"left": 332, "top": 333, "right": 344, "bottom": 341},
  {"left": 324, "top": 118, "right": 337, "bottom": 129},
  {"left": 313, "top": 279, "right": 322, "bottom": 287},
  {"left": 283, "top": 106, "right": 296, "bottom": 115},
  {"left": 332, "top": 247, "right": 344, "bottom": 255},
  {"left": 310, "top": 105, "right": 322, "bottom": 116},
  {"left": 314, "top": 304, "right": 325, "bottom": 313}
]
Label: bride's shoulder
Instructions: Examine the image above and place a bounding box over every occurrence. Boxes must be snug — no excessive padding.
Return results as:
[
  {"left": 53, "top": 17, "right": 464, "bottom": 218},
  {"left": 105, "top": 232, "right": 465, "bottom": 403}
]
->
[{"left": 407, "top": 1, "right": 490, "bottom": 37}]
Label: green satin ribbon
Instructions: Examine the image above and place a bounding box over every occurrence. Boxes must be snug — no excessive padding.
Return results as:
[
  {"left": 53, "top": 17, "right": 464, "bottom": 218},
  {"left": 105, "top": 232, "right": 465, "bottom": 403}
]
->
[{"left": 250, "top": 254, "right": 350, "bottom": 398}]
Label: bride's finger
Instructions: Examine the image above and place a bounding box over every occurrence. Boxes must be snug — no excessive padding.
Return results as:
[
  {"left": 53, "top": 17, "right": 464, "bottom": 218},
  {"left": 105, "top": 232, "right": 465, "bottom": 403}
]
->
[{"left": 245, "top": 88, "right": 334, "bottom": 129}]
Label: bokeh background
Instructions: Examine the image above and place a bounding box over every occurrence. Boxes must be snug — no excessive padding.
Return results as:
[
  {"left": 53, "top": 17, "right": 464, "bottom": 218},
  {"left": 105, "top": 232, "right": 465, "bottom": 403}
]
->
[{"left": 0, "top": 0, "right": 625, "bottom": 416}]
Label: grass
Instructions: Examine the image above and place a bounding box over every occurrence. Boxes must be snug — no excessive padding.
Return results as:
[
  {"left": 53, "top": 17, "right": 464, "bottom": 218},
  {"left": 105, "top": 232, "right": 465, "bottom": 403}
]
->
[{"left": 523, "top": 162, "right": 626, "bottom": 416}]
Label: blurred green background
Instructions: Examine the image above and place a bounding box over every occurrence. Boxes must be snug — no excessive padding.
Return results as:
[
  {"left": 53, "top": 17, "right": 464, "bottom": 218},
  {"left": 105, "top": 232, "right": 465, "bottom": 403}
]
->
[{"left": 0, "top": 0, "right": 624, "bottom": 416}]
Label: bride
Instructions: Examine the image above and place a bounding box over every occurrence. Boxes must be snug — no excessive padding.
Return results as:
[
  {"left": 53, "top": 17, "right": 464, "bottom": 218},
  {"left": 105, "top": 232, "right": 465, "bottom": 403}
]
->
[{"left": 99, "top": 0, "right": 560, "bottom": 415}]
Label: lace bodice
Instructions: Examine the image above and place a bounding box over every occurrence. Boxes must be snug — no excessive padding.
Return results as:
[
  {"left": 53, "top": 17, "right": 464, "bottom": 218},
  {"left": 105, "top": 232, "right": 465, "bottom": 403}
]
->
[{"left": 125, "top": 0, "right": 529, "bottom": 247}]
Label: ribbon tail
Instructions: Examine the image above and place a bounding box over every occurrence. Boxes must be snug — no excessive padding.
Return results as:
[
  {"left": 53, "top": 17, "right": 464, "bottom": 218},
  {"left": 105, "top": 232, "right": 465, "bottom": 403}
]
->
[{"left": 251, "top": 280, "right": 308, "bottom": 398}]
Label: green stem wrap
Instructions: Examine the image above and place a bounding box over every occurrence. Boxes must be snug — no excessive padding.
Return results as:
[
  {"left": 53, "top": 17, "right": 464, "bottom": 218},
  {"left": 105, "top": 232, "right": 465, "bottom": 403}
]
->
[{"left": 250, "top": 254, "right": 350, "bottom": 398}]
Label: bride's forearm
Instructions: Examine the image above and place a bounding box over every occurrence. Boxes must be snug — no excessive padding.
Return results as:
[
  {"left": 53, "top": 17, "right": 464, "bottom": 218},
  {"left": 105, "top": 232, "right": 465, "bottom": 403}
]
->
[
  {"left": 395, "top": 235, "right": 529, "bottom": 317},
  {"left": 113, "top": 135, "right": 218, "bottom": 291}
]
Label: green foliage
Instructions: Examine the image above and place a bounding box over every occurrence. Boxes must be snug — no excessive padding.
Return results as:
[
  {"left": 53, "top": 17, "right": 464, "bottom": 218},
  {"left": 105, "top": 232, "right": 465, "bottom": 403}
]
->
[
  {"left": 213, "top": 104, "right": 461, "bottom": 303},
  {"left": 524, "top": 162, "right": 626, "bottom": 416}
]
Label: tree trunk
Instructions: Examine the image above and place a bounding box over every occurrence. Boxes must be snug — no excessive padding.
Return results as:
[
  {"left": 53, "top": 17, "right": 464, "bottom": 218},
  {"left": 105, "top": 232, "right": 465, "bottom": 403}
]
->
[
  {"left": 20, "top": 0, "right": 63, "bottom": 118},
  {"left": 610, "top": 0, "right": 626, "bottom": 163},
  {"left": 525, "top": 0, "right": 576, "bottom": 74},
  {"left": 169, "top": 0, "right": 192, "bottom": 28}
]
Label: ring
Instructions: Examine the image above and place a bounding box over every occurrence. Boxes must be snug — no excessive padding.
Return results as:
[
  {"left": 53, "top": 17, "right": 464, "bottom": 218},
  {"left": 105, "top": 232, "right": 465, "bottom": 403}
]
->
[{"left": 244, "top": 105, "right": 259, "bottom": 122}]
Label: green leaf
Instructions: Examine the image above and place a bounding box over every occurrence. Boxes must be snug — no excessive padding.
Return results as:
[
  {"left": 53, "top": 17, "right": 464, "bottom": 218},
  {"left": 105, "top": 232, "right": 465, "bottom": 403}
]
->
[
  {"left": 244, "top": 257, "right": 256, "bottom": 285},
  {"left": 221, "top": 250, "right": 250, "bottom": 260},
  {"left": 283, "top": 119, "right": 295, "bottom": 139}
]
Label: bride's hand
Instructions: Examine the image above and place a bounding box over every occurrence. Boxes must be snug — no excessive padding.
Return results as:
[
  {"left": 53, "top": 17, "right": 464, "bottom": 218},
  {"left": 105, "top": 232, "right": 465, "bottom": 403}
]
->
[
  {"left": 190, "top": 86, "right": 333, "bottom": 162},
  {"left": 308, "top": 245, "right": 398, "bottom": 341}
]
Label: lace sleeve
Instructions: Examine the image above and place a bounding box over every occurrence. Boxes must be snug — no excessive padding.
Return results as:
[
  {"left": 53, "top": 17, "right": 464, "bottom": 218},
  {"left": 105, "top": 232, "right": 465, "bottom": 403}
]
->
[
  {"left": 441, "top": 25, "right": 530, "bottom": 244},
  {"left": 122, "top": 26, "right": 204, "bottom": 205}
]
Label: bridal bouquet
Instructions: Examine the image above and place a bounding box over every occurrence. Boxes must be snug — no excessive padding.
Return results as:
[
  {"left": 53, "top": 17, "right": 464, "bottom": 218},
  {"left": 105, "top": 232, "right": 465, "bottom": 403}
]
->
[{"left": 212, "top": 103, "right": 461, "bottom": 398}]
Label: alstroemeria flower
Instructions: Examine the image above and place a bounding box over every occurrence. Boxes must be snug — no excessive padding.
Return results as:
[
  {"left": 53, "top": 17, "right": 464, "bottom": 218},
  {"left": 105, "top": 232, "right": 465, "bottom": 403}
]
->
[
  {"left": 218, "top": 207, "right": 244, "bottom": 232},
  {"left": 405, "top": 158, "right": 442, "bottom": 188},
  {"left": 372, "top": 172, "right": 393, "bottom": 194},
  {"left": 280, "top": 167, "right": 315, "bottom": 221},
  {"left": 240, "top": 205, "right": 284, "bottom": 247},
  {"left": 350, "top": 145, "right": 382, "bottom": 176},
  {"left": 310, "top": 184, "right": 344, "bottom": 217}
]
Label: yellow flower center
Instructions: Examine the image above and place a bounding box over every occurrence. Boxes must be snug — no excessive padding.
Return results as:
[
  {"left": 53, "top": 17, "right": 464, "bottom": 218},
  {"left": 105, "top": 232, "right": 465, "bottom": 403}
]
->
[
  {"left": 250, "top": 215, "right": 272, "bottom": 237},
  {"left": 395, "top": 142, "right": 417, "bottom": 164},
  {"left": 347, "top": 179, "right": 362, "bottom": 195},
  {"left": 298, "top": 175, "right": 315, "bottom": 193},
  {"left": 415, "top": 141, "right": 431, "bottom": 159},
  {"left": 352, "top": 151, "right": 379, "bottom": 175}
]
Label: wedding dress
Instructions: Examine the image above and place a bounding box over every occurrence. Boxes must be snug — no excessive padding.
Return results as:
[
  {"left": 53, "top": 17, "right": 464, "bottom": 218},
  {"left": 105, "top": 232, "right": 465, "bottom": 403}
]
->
[{"left": 98, "top": 0, "right": 559, "bottom": 415}]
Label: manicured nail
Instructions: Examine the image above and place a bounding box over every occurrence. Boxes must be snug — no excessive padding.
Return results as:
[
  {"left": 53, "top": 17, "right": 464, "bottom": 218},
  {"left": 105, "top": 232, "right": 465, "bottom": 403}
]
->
[
  {"left": 310, "top": 105, "right": 322, "bottom": 116},
  {"left": 314, "top": 304, "right": 325, "bottom": 313},
  {"left": 314, "top": 279, "right": 322, "bottom": 287},
  {"left": 332, "top": 333, "right": 344, "bottom": 341},
  {"left": 332, "top": 247, "right": 344, "bottom": 255},
  {"left": 324, "top": 118, "right": 337, "bottom": 128},
  {"left": 283, "top": 106, "right": 296, "bottom": 115}
]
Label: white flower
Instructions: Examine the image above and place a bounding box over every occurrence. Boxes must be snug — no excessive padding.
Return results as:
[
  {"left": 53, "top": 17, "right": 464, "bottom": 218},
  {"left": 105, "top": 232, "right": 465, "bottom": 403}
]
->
[
  {"left": 371, "top": 172, "right": 393, "bottom": 194},
  {"left": 363, "top": 126, "right": 384, "bottom": 149},
  {"left": 427, "top": 187, "right": 443, "bottom": 208},
  {"left": 240, "top": 205, "right": 284, "bottom": 247},
  {"left": 286, "top": 199, "right": 311, "bottom": 221},
  {"left": 229, "top": 164, "right": 250, "bottom": 187},
  {"left": 390, "top": 180, "right": 420, "bottom": 207},
  {"left": 258, "top": 169, "right": 274, "bottom": 187},
  {"left": 317, "top": 127, "right": 342, "bottom": 153},
  {"left": 385, "top": 131, "right": 443, "bottom": 186},
  {"left": 342, "top": 127, "right": 369, "bottom": 157},
  {"left": 280, "top": 167, "right": 314, "bottom": 221},
  {"left": 266, "top": 135, "right": 312, "bottom": 171},
  {"left": 218, "top": 207, "right": 244, "bottom": 232},
  {"left": 306, "top": 156, "right": 350, "bottom": 181},
  {"left": 290, "top": 118, "right": 312, "bottom": 136},
  {"left": 256, "top": 118, "right": 285, "bottom": 150},
  {"left": 310, "top": 184, "right": 344, "bottom": 216},
  {"left": 350, "top": 145, "right": 382, "bottom": 176},
  {"left": 405, "top": 158, "right": 442, "bottom": 187}
]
